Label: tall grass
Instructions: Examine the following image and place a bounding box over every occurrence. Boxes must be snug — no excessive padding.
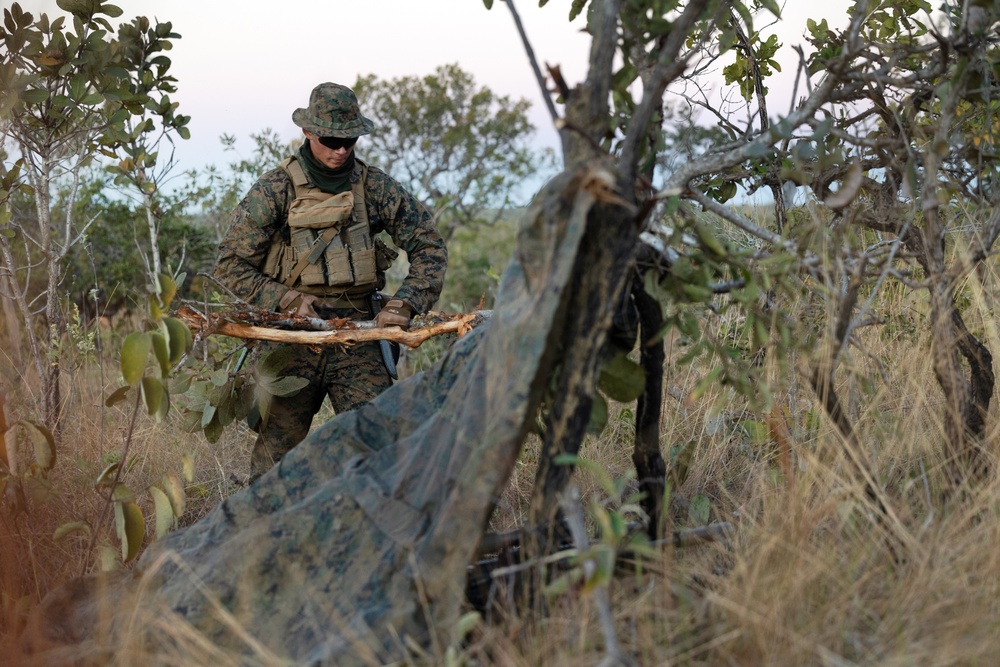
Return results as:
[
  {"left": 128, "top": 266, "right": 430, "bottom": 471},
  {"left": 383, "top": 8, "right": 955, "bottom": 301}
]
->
[{"left": 4, "top": 228, "right": 1000, "bottom": 665}]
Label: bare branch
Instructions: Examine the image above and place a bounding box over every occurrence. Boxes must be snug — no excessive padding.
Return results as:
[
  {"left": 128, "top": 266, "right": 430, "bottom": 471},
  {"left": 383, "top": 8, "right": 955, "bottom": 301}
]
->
[
  {"left": 503, "top": 0, "right": 560, "bottom": 124},
  {"left": 176, "top": 306, "right": 492, "bottom": 350}
]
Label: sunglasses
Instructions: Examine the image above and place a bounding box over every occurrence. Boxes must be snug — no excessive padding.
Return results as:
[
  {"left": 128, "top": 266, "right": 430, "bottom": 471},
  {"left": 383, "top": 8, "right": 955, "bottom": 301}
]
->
[{"left": 317, "top": 135, "right": 358, "bottom": 150}]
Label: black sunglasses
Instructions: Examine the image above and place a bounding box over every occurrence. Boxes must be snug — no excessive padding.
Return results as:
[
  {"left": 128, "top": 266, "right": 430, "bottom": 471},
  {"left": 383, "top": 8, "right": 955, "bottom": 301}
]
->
[{"left": 317, "top": 135, "right": 358, "bottom": 150}]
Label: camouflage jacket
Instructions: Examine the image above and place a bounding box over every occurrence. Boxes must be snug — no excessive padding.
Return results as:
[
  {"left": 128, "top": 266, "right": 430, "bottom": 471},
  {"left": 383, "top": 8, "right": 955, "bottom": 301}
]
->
[{"left": 215, "top": 155, "right": 447, "bottom": 314}]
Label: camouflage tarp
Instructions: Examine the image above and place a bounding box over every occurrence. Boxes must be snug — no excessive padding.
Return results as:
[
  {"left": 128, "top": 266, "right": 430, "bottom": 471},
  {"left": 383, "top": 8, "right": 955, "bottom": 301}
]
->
[{"left": 27, "top": 164, "right": 619, "bottom": 665}]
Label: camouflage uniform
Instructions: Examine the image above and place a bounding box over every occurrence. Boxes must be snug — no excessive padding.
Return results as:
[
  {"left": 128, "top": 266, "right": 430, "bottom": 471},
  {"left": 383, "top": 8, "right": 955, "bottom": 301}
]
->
[{"left": 214, "top": 83, "right": 447, "bottom": 480}]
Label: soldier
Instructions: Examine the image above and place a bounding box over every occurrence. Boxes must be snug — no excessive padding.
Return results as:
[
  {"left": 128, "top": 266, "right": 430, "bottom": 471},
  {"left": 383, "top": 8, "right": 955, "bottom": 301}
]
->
[{"left": 214, "top": 82, "right": 448, "bottom": 481}]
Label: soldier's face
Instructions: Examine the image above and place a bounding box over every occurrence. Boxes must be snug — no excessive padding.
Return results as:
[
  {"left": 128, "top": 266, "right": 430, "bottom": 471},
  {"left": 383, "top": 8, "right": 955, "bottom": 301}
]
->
[{"left": 304, "top": 131, "right": 354, "bottom": 169}]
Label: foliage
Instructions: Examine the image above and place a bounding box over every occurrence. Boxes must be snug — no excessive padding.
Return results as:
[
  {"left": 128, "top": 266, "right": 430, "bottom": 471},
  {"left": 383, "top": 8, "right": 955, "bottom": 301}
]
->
[
  {"left": 5, "top": 1, "right": 1000, "bottom": 663},
  {"left": 353, "top": 63, "right": 557, "bottom": 240},
  {"left": 0, "top": 273, "right": 194, "bottom": 579},
  {"left": 93, "top": 272, "right": 192, "bottom": 564},
  {"left": 0, "top": 1, "right": 185, "bottom": 434},
  {"left": 58, "top": 172, "right": 216, "bottom": 318},
  {"left": 514, "top": 0, "right": 1000, "bottom": 487},
  {"left": 170, "top": 338, "right": 309, "bottom": 446},
  {"left": 99, "top": 12, "right": 188, "bottom": 292}
]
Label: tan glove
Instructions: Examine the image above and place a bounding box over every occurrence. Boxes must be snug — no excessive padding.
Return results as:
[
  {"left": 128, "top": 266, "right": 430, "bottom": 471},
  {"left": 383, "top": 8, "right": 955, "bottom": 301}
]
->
[
  {"left": 374, "top": 299, "right": 412, "bottom": 330},
  {"left": 278, "top": 289, "right": 320, "bottom": 318}
]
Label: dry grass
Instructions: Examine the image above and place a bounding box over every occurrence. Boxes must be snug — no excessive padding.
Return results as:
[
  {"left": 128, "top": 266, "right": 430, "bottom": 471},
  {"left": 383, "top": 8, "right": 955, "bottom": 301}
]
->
[{"left": 4, "top": 268, "right": 1000, "bottom": 665}]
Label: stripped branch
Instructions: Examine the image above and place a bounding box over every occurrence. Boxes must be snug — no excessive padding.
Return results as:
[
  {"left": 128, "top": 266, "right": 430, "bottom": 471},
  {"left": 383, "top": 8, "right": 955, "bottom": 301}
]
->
[{"left": 175, "top": 305, "right": 492, "bottom": 349}]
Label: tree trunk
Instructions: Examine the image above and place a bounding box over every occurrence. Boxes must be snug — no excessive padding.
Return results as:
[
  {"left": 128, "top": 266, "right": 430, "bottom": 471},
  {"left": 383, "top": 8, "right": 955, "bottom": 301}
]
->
[{"left": 529, "top": 175, "right": 641, "bottom": 527}]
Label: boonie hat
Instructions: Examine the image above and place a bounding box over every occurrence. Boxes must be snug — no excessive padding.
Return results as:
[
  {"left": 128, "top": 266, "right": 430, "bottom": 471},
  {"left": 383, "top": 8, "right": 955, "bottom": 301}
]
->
[{"left": 292, "top": 82, "right": 375, "bottom": 138}]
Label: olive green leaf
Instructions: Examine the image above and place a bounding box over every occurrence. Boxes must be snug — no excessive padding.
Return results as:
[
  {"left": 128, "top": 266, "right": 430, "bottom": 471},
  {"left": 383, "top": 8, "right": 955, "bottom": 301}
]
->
[
  {"left": 150, "top": 331, "right": 170, "bottom": 377},
  {"left": 148, "top": 485, "right": 174, "bottom": 539},
  {"left": 114, "top": 500, "right": 145, "bottom": 562},
  {"left": 163, "top": 316, "right": 192, "bottom": 363},
  {"left": 8, "top": 421, "right": 57, "bottom": 472},
  {"left": 120, "top": 332, "right": 151, "bottom": 387},
  {"left": 53, "top": 521, "right": 92, "bottom": 541},
  {"left": 94, "top": 461, "right": 120, "bottom": 488},
  {"left": 160, "top": 470, "right": 185, "bottom": 517},
  {"left": 598, "top": 350, "right": 645, "bottom": 403},
  {"left": 140, "top": 376, "right": 169, "bottom": 421},
  {"left": 104, "top": 385, "right": 131, "bottom": 407}
]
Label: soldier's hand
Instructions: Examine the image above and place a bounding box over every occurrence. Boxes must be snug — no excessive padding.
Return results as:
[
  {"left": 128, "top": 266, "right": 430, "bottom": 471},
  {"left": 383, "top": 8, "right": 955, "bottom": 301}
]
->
[
  {"left": 375, "top": 299, "right": 412, "bottom": 330},
  {"left": 278, "top": 289, "right": 320, "bottom": 318}
]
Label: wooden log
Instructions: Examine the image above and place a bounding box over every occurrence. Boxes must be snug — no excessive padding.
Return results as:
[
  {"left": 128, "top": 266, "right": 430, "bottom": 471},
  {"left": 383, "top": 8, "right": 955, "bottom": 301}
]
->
[{"left": 175, "top": 305, "right": 492, "bottom": 349}]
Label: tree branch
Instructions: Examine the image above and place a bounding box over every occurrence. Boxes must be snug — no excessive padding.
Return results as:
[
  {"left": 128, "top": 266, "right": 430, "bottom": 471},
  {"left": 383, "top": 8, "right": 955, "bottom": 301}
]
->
[{"left": 176, "top": 306, "right": 492, "bottom": 349}]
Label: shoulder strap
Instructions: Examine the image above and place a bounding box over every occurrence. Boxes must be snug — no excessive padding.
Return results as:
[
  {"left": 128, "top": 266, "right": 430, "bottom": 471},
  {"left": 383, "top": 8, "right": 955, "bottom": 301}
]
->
[
  {"left": 351, "top": 160, "right": 369, "bottom": 228},
  {"left": 280, "top": 156, "right": 310, "bottom": 197}
]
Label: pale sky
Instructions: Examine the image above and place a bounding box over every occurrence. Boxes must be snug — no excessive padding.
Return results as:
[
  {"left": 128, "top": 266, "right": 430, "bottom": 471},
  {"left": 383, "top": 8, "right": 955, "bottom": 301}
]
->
[{"left": 16, "top": 1, "right": 858, "bottom": 176}]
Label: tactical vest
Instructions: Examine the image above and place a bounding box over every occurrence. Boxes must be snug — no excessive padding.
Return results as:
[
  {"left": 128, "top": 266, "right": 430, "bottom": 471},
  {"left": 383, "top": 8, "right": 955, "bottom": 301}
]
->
[{"left": 263, "top": 157, "right": 394, "bottom": 296}]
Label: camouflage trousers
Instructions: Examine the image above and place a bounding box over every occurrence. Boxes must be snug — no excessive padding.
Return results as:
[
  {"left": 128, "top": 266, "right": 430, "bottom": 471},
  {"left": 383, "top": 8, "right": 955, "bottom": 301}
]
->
[{"left": 249, "top": 311, "right": 392, "bottom": 480}]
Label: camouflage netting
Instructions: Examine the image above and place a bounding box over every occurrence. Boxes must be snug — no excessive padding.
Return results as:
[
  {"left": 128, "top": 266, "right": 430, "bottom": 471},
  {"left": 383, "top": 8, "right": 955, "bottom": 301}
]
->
[{"left": 25, "top": 164, "right": 621, "bottom": 665}]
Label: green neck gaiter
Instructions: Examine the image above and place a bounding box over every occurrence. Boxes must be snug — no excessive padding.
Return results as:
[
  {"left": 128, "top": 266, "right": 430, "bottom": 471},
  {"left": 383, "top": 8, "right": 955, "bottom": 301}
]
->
[{"left": 299, "top": 143, "right": 355, "bottom": 194}]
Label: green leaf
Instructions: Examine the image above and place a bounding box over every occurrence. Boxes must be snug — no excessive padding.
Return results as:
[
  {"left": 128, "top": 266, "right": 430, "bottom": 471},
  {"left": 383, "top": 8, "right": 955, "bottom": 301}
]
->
[
  {"left": 454, "top": 611, "right": 481, "bottom": 643},
  {"left": 157, "top": 273, "right": 177, "bottom": 307},
  {"left": 758, "top": 0, "right": 781, "bottom": 18},
  {"left": 170, "top": 373, "right": 192, "bottom": 395},
  {"left": 200, "top": 403, "right": 216, "bottom": 429},
  {"left": 148, "top": 293, "right": 164, "bottom": 320},
  {"left": 104, "top": 385, "right": 131, "bottom": 408},
  {"left": 120, "top": 332, "right": 151, "bottom": 387},
  {"left": 11, "top": 421, "right": 57, "bottom": 472},
  {"left": 215, "top": 384, "right": 238, "bottom": 428},
  {"left": 260, "top": 346, "right": 296, "bottom": 376},
  {"left": 598, "top": 351, "right": 645, "bottom": 403},
  {"left": 140, "top": 376, "right": 169, "bottom": 421},
  {"left": 112, "top": 483, "right": 135, "bottom": 503},
  {"left": 160, "top": 471, "right": 185, "bottom": 517},
  {"left": 97, "top": 545, "right": 122, "bottom": 572},
  {"left": 267, "top": 376, "right": 309, "bottom": 397},
  {"left": 210, "top": 369, "right": 228, "bottom": 387},
  {"left": 101, "top": 3, "right": 124, "bottom": 17},
  {"left": 57, "top": 0, "right": 92, "bottom": 14},
  {"left": 53, "top": 521, "right": 91, "bottom": 541},
  {"left": 178, "top": 408, "right": 204, "bottom": 434},
  {"left": 483, "top": 0, "right": 493, "bottom": 7},
  {"left": 150, "top": 331, "right": 170, "bottom": 377},
  {"left": 688, "top": 493, "right": 711, "bottom": 526},
  {"left": 163, "top": 317, "right": 192, "bottom": 363},
  {"left": 114, "top": 500, "right": 145, "bottom": 562},
  {"left": 148, "top": 485, "right": 173, "bottom": 539},
  {"left": 181, "top": 453, "right": 195, "bottom": 483},
  {"left": 741, "top": 420, "right": 770, "bottom": 444},
  {"left": 204, "top": 414, "right": 224, "bottom": 444},
  {"left": 20, "top": 88, "right": 49, "bottom": 104},
  {"left": 94, "top": 461, "right": 120, "bottom": 488}
]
